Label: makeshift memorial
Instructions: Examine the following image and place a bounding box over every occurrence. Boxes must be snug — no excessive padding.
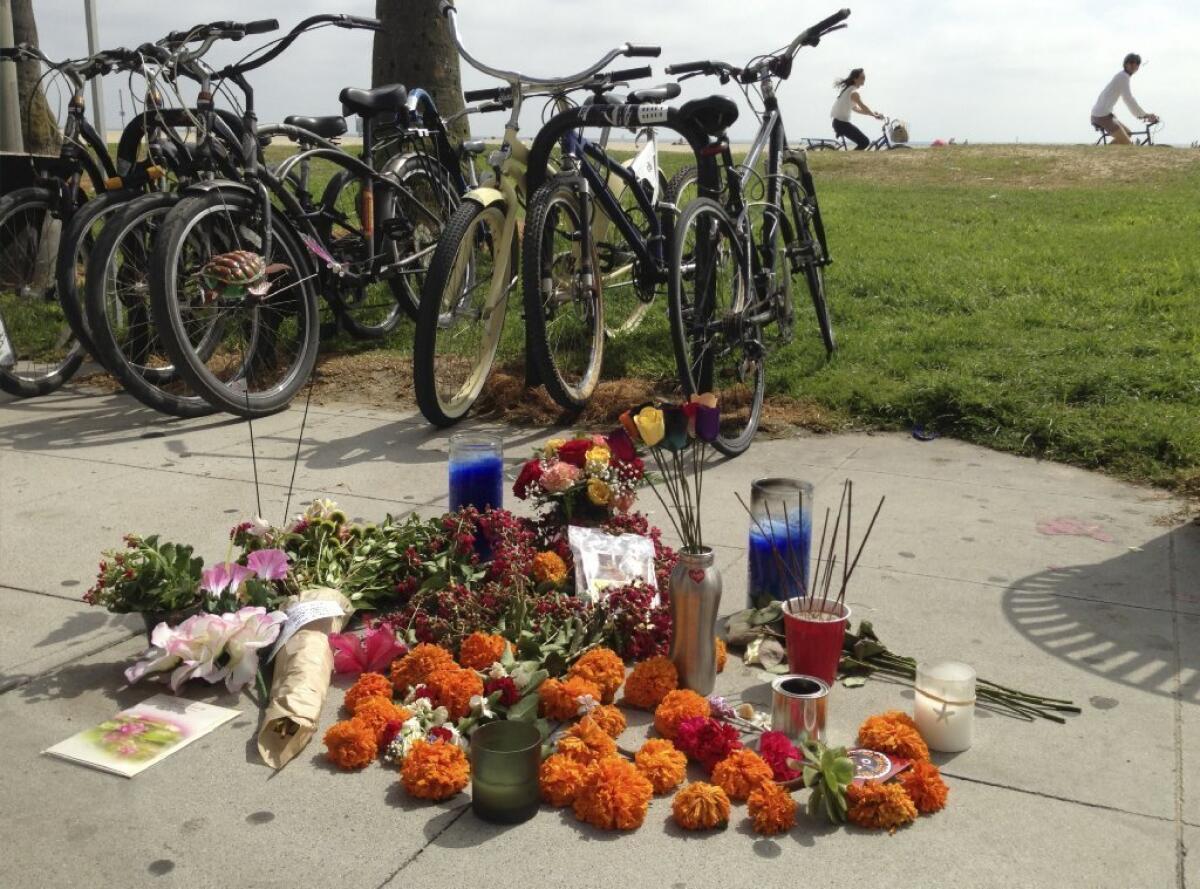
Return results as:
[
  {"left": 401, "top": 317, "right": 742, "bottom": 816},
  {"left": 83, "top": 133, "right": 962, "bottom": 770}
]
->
[
  {"left": 914, "top": 660, "right": 976, "bottom": 752},
  {"left": 470, "top": 720, "right": 543, "bottom": 823},
  {"left": 747, "top": 478, "right": 812, "bottom": 608},
  {"left": 448, "top": 433, "right": 504, "bottom": 512}
]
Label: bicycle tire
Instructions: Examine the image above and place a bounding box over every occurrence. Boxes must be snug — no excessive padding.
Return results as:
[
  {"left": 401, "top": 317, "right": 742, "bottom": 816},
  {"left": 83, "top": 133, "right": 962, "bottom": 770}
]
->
[
  {"left": 149, "top": 188, "right": 319, "bottom": 418},
  {"left": 781, "top": 155, "right": 835, "bottom": 356},
  {"left": 382, "top": 153, "right": 458, "bottom": 325},
  {"left": 84, "top": 192, "right": 215, "bottom": 418},
  {"left": 521, "top": 179, "right": 604, "bottom": 412},
  {"left": 668, "top": 196, "right": 762, "bottom": 457},
  {"left": 413, "top": 198, "right": 511, "bottom": 427},
  {"left": 0, "top": 187, "right": 86, "bottom": 397},
  {"left": 666, "top": 164, "right": 701, "bottom": 216}
]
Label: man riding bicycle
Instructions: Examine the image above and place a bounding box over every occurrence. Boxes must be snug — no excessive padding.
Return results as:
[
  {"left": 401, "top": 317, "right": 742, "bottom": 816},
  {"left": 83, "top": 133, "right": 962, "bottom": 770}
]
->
[{"left": 1091, "top": 53, "right": 1158, "bottom": 145}]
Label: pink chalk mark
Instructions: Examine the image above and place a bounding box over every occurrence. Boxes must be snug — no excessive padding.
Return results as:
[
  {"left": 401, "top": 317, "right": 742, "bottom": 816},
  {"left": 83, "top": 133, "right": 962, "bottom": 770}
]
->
[{"left": 1036, "top": 517, "right": 1115, "bottom": 544}]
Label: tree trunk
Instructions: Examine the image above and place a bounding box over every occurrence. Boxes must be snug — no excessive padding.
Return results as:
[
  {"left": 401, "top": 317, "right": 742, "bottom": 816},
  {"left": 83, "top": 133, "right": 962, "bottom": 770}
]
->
[
  {"left": 11, "top": 0, "right": 60, "bottom": 154},
  {"left": 372, "top": 0, "right": 468, "bottom": 141}
]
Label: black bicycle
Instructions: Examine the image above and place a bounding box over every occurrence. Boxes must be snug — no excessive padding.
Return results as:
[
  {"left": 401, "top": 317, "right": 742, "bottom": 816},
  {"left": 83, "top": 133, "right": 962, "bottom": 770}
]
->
[{"left": 1094, "top": 115, "right": 1163, "bottom": 146}]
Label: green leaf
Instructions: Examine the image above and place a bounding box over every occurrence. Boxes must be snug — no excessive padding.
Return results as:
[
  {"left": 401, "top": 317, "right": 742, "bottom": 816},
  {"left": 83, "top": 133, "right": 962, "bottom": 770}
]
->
[
  {"left": 842, "top": 675, "right": 867, "bottom": 688},
  {"left": 832, "top": 758, "right": 855, "bottom": 785},
  {"left": 506, "top": 694, "right": 540, "bottom": 722},
  {"left": 750, "top": 602, "right": 782, "bottom": 626}
]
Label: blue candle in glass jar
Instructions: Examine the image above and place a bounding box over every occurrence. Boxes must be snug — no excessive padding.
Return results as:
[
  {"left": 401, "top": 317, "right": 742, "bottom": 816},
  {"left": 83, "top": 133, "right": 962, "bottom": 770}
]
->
[
  {"left": 747, "top": 478, "right": 813, "bottom": 609},
  {"left": 448, "top": 434, "right": 504, "bottom": 512}
]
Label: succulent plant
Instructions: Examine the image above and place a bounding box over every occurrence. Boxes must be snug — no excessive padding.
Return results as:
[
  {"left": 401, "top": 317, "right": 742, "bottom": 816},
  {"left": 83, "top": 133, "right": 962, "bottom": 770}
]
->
[{"left": 788, "top": 733, "right": 855, "bottom": 823}]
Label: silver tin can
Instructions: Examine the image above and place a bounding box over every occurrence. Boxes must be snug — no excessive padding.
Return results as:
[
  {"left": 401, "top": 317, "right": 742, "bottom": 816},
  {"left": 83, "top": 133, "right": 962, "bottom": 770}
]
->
[{"left": 770, "top": 673, "right": 829, "bottom": 743}]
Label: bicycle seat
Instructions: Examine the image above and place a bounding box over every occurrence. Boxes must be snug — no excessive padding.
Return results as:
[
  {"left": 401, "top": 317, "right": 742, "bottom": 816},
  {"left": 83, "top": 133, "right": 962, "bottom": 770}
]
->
[
  {"left": 339, "top": 84, "right": 408, "bottom": 119},
  {"left": 627, "top": 83, "right": 682, "bottom": 104},
  {"left": 283, "top": 114, "right": 348, "bottom": 140},
  {"left": 677, "top": 95, "right": 739, "bottom": 136},
  {"left": 459, "top": 139, "right": 487, "bottom": 156}
]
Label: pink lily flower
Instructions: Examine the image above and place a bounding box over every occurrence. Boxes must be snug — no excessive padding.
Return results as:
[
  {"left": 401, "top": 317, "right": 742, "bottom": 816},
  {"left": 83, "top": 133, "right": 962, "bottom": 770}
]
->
[
  {"left": 164, "top": 613, "right": 234, "bottom": 691},
  {"left": 245, "top": 549, "right": 290, "bottom": 581},
  {"left": 329, "top": 626, "right": 407, "bottom": 675},
  {"left": 221, "top": 606, "right": 287, "bottom": 692}
]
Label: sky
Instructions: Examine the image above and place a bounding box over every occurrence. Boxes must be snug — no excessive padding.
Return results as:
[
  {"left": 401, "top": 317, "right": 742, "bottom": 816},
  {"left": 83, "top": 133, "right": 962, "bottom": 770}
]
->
[{"left": 24, "top": 0, "right": 1199, "bottom": 145}]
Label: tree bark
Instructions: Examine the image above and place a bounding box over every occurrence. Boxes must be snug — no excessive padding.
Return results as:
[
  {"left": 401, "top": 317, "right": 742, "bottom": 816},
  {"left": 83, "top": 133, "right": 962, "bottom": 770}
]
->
[
  {"left": 11, "top": 0, "right": 60, "bottom": 154},
  {"left": 372, "top": 0, "right": 468, "bottom": 140}
]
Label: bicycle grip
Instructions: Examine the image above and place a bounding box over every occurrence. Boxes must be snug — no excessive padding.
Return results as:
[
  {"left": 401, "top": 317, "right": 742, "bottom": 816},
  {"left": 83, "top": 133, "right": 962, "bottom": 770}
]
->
[
  {"left": 664, "top": 60, "right": 711, "bottom": 75},
  {"left": 464, "top": 86, "right": 505, "bottom": 102},
  {"left": 606, "top": 65, "right": 653, "bottom": 83},
  {"left": 243, "top": 19, "right": 280, "bottom": 35},
  {"left": 625, "top": 44, "right": 661, "bottom": 58},
  {"left": 803, "top": 8, "right": 851, "bottom": 42}
]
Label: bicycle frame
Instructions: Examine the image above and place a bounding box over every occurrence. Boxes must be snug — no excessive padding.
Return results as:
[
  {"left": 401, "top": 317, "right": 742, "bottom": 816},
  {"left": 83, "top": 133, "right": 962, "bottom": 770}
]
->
[{"left": 1095, "top": 121, "right": 1159, "bottom": 146}]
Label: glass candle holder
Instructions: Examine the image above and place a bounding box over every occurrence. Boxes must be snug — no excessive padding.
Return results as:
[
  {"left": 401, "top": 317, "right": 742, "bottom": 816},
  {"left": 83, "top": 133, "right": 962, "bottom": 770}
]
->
[
  {"left": 913, "top": 660, "right": 976, "bottom": 753},
  {"left": 469, "top": 720, "right": 542, "bottom": 824},
  {"left": 448, "top": 433, "right": 504, "bottom": 512},
  {"left": 747, "top": 478, "right": 813, "bottom": 608}
]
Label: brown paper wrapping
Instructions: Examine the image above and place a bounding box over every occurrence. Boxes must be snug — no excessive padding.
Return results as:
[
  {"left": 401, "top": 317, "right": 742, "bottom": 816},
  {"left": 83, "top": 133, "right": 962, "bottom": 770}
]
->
[{"left": 257, "top": 587, "right": 352, "bottom": 769}]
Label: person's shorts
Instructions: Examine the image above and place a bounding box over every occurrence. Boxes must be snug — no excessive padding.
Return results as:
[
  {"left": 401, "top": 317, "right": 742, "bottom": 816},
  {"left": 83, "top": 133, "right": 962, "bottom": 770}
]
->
[{"left": 1091, "top": 114, "right": 1125, "bottom": 136}]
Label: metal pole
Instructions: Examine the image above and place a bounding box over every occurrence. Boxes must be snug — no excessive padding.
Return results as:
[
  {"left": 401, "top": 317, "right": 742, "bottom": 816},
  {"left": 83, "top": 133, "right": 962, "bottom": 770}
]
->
[
  {"left": 83, "top": 0, "right": 105, "bottom": 138},
  {"left": 0, "top": 0, "right": 23, "bottom": 152}
]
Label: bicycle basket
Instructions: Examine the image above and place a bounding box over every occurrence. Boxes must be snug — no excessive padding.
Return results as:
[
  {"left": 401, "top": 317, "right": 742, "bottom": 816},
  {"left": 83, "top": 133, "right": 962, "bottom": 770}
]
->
[{"left": 889, "top": 120, "right": 910, "bottom": 144}]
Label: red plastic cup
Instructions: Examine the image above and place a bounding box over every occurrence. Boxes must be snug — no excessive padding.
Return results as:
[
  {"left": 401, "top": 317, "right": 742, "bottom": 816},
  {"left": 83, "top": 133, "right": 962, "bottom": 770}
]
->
[{"left": 782, "top": 600, "right": 850, "bottom": 685}]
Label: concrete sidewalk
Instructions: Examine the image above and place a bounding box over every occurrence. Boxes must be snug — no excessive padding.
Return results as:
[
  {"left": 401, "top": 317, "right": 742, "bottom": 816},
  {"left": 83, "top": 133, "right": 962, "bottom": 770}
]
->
[{"left": 0, "top": 389, "right": 1195, "bottom": 889}]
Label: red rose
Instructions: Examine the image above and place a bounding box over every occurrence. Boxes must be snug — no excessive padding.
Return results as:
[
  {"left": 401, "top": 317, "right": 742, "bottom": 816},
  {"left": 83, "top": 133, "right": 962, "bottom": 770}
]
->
[
  {"left": 606, "top": 428, "right": 637, "bottom": 463},
  {"left": 556, "top": 439, "right": 592, "bottom": 467},
  {"left": 513, "top": 459, "right": 543, "bottom": 499}
]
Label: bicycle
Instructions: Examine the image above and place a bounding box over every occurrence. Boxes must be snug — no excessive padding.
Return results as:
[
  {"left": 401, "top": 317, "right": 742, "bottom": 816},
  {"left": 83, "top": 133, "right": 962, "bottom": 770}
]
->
[
  {"left": 1094, "top": 116, "right": 1163, "bottom": 146},
  {"left": 801, "top": 115, "right": 909, "bottom": 151},
  {"left": 411, "top": 0, "right": 662, "bottom": 427},
  {"left": 661, "top": 8, "right": 851, "bottom": 456}
]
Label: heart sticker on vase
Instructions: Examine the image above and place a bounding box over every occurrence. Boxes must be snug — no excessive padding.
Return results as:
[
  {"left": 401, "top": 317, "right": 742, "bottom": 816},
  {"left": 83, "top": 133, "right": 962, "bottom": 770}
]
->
[{"left": 688, "top": 568, "right": 705, "bottom": 584}]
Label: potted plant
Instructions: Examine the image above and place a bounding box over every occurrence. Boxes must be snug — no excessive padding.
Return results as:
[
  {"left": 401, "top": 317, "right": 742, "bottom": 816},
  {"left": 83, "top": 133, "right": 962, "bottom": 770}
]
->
[{"left": 85, "top": 534, "right": 206, "bottom": 639}]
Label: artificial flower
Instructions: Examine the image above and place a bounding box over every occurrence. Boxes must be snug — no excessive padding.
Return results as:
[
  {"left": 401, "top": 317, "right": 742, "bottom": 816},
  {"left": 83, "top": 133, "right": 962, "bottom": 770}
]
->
[
  {"left": 400, "top": 739, "right": 470, "bottom": 801},
  {"left": 613, "top": 492, "right": 636, "bottom": 513},
  {"left": 513, "top": 459, "right": 544, "bottom": 499},
  {"left": 458, "top": 632, "right": 509, "bottom": 671},
  {"left": 634, "top": 738, "right": 687, "bottom": 793},
  {"left": 617, "top": 410, "right": 640, "bottom": 442},
  {"left": 557, "top": 717, "right": 618, "bottom": 764},
  {"left": 689, "top": 393, "right": 720, "bottom": 443},
  {"left": 622, "top": 656, "right": 678, "bottom": 710},
  {"left": 539, "top": 754, "right": 596, "bottom": 807},
  {"left": 588, "top": 704, "right": 627, "bottom": 739},
  {"left": 424, "top": 666, "right": 484, "bottom": 720},
  {"left": 606, "top": 428, "right": 637, "bottom": 463},
  {"left": 323, "top": 718, "right": 378, "bottom": 770},
  {"left": 543, "top": 438, "right": 567, "bottom": 458},
  {"left": 125, "top": 612, "right": 234, "bottom": 691},
  {"left": 846, "top": 781, "right": 918, "bottom": 832},
  {"left": 484, "top": 675, "right": 519, "bottom": 706},
  {"left": 244, "top": 548, "right": 289, "bottom": 581},
  {"left": 660, "top": 405, "right": 690, "bottom": 452},
  {"left": 585, "top": 445, "right": 612, "bottom": 470},
  {"left": 220, "top": 606, "right": 287, "bottom": 693},
  {"left": 331, "top": 626, "right": 407, "bottom": 676},
  {"left": 747, "top": 782, "right": 797, "bottom": 835},
  {"left": 354, "top": 697, "right": 412, "bottom": 744},
  {"left": 633, "top": 406, "right": 665, "bottom": 447},
  {"left": 390, "top": 643, "right": 456, "bottom": 695},
  {"left": 757, "top": 731, "right": 802, "bottom": 782},
  {"left": 539, "top": 676, "right": 602, "bottom": 722},
  {"left": 531, "top": 551, "right": 569, "bottom": 585},
  {"left": 573, "top": 757, "right": 654, "bottom": 830},
  {"left": 858, "top": 711, "right": 931, "bottom": 762},
  {"left": 711, "top": 749, "right": 775, "bottom": 800},
  {"left": 898, "top": 761, "right": 950, "bottom": 814},
  {"left": 540, "top": 461, "right": 581, "bottom": 493},
  {"left": 200, "top": 562, "right": 253, "bottom": 598},
  {"left": 654, "top": 689, "right": 711, "bottom": 740},
  {"left": 556, "top": 439, "right": 592, "bottom": 468},
  {"left": 715, "top": 637, "right": 727, "bottom": 673},
  {"left": 586, "top": 478, "right": 612, "bottom": 507},
  {"left": 567, "top": 647, "right": 625, "bottom": 704},
  {"left": 675, "top": 716, "right": 743, "bottom": 772},
  {"left": 672, "top": 782, "right": 730, "bottom": 831}
]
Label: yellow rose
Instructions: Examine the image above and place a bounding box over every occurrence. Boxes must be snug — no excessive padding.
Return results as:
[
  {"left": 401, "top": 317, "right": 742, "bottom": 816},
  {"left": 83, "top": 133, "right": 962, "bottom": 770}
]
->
[
  {"left": 633, "top": 406, "right": 665, "bottom": 447},
  {"left": 587, "top": 478, "right": 612, "bottom": 506},
  {"left": 585, "top": 446, "right": 611, "bottom": 466},
  {"left": 544, "top": 438, "right": 567, "bottom": 458}
]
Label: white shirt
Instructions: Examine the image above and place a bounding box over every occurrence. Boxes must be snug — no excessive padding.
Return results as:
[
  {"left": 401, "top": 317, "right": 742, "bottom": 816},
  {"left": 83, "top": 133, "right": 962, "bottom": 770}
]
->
[
  {"left": 1091, "top": 70, "right": 1146, "bottom": 119},
  {"left": 831, "top": 87, "right": 856, "bottom": 122}
]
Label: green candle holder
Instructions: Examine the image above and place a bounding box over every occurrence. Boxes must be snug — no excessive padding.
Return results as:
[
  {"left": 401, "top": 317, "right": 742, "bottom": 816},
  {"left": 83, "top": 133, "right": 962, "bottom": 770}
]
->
[{"left": 470, "top": 721, "right": 542, "bottom": 824}]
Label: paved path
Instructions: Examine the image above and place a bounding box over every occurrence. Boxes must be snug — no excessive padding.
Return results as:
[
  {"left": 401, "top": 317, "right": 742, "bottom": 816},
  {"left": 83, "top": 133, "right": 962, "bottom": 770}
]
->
[{"left": 0, "top": 390, "right": 1196, "bottom": 888}]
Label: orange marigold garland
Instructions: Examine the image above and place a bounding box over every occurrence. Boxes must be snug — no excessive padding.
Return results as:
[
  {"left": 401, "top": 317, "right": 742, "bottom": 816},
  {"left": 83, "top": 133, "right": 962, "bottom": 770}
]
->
[
  {"left": 634, "top": 739, "right": 687, "bottom": 794},
  {"left": 323, "top": 718, "right": 378, "bottom": 770},
  {"left": 343, "top": 672, "right": 394, "bottom": 714},
  {"left": 898, "top": 761, "right": 949, "bottom": 814},
  {"left": 589, "top": 704, "right": 627, "bottom": 739},
  {"left": 710, "top": 749, "right": 776, "bottom": 801},
  {"left": 672, "top": 782, "right": 731, "bottom": 831},
  {"left": 857, "top": 710, "right": 931, "bottom": 762},
  {"left": 715, "top": 637, "right": 727, "bottom": 673},
  {"left": 573, "top": 757, "right": 654, "bottom": 830},
  {"left": 653, "top": 689, "right": 711, "bottom": 740},
  {"left": 353, "top": 697, "right": 413, "bottom": 744},
  {"left": 458, "top": 632, "right": 509, "bottom": 671},
  {"left": 746, "top": 782, "right": 797, "bottom": 836},
  {"left": 391, "top": 643, "right": 456, "bottom": 695},
  {"left": 539, "top": 754, "right": 596, "bottom": 807},
  {"left": 567, "top": 647, "right": 626, "bottom": 704},
  {"left": 532, "top": 550, "right": 569, "bottom": 585},
  {"left": 539, "top": 675, "right": 602, "bottom": 721},
  {"left": 400, "top": 739, "right": 470, "bottom": 801},
  {"left": 846, "top": 781, "right": 918, "bottom": 832},
  {"left": 623, "top": 656, "right": 678, "bottom": 710}
]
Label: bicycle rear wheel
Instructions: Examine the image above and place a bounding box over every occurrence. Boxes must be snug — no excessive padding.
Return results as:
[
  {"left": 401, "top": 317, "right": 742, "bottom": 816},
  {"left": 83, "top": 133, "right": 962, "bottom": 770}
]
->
[
  {"left": 668, "top": 196, "right": 762, "bottom": 457},
  {"left": 781, "top": 154, "right": 835, "bottom": 356}
]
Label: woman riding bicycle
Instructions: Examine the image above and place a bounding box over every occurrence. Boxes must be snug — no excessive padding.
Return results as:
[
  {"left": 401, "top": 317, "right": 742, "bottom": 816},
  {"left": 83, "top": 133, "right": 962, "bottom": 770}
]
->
[{"left": 830, "top": 68, "right": 882, "bottom": 150}]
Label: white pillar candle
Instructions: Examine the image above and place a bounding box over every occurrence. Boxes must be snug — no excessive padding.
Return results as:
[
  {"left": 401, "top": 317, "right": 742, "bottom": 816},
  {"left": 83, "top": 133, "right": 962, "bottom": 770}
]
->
[{"left": 913, "top": 660, "right": 976, "bottom": 753}]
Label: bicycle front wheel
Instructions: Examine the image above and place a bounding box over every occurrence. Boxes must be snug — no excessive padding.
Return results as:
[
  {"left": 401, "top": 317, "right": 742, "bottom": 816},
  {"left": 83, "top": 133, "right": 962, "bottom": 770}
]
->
[
  {"left": 522, "top": 181, "right": 604, "bottom": 412},
  {"left": 668, "top": 197, "right": 762, "bottom": 457},
  {"left": 413, "top": 198, "right": 511, "bottom": 427},
  {"left": 782, "top": 155, "right": 835, "bottom": 356}
]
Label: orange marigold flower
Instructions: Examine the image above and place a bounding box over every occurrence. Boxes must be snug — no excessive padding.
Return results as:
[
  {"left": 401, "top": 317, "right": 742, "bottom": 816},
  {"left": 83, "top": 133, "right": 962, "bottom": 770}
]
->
[
  {"left": 539, "top": 676, "right": 602, "bottom": 721},
  {"left": 857, "top": 710, "right": 930, "bottom": 762},
  {"left": 568, "top": 647, "right": 626, "bottom": 704},
  {"left": 711, "top": 749, "right": 775, "bottom": 801},
  {"left": 747, "top": 782, "right": 796, "bottom": 835},
  {"left": 352, "top": 697, "right": 412, "bottom": 744},
  {"left": 390, "top": 643, "right": 456, "bottom": 695},
  {"left": 623, "top": 656, "right": 678, "bottom": 710},
  {"left": 539, "top": 754, "right": 596, "bottom": 807},
  {"left": 323, "top": 718, "right": 378, "bottom": 770},
  {"left": 458, "top": 632, "right": 509, "bottom": 671},
  {"left": 424, "top": 666, "right": 484, "bottom": 720},
  {"left": 532, "top": 550, "right": 569, "bottom": 585},
  {"left": 653, "top": 689, "right": 711, "bottom": 740},
  {"left": 557, "top": 716, "right": 618, "bottom": 764},
  {"left": 672, "top": 782, "right": 730, "bottom": 831},
  {"left": 846, "top": 781, "right": 918, "bottom": 832},
  {"left": 344, "top": 671, "right": 393, "bottom": 714},
  {"left": 589, "top": 704, "right": 627, "bottom": 739},
  {"left": 400, "top": 739, "right": 470, "bottom": 801},
  {"left": 715, "top": 637, "right": 727, "bottom": 673},
  {"left": 898, "top": 761, "right": 949, "bottom": 814},
  {"left": 634, "top": 738, "right": 687, "bottom": 794},
  {"left": 572, "top": 757, "right": 653, "bottom": 830}
]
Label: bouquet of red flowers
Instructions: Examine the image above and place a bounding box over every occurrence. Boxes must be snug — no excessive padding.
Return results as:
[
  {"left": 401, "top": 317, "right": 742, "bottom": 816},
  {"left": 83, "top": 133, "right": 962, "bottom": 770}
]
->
[{"left": 512, "top": 430, "right": 644, "bottom": 525}]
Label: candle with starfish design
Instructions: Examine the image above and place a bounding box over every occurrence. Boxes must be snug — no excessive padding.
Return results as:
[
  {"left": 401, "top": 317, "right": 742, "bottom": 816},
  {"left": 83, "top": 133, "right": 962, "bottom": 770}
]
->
[{"left": 914, "top": 660, "right": 976, "bottom": 752}]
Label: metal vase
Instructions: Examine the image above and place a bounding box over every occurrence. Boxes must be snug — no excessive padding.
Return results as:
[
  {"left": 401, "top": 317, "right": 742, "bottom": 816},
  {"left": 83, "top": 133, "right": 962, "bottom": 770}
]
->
[{"left": 668, "top": 547, "right": 722, "bottom": 695}]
